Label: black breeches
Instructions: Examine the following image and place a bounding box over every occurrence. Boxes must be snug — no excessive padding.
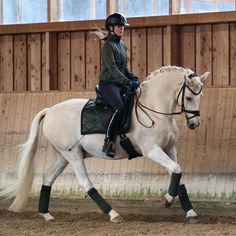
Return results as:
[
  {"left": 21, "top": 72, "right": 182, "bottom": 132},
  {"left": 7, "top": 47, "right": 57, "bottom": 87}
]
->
[
  {"left": 99, "top": 82, "right": 125, "bottom": 141},
  {"left": 98, "top": 82, "right": 124, "bottom": 114}
]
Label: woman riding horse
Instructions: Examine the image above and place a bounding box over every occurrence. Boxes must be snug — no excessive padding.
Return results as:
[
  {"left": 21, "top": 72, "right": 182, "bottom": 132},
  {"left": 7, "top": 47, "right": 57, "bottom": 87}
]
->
[{"left": 96, "top": 13, "right": 140, "bottom": 158}]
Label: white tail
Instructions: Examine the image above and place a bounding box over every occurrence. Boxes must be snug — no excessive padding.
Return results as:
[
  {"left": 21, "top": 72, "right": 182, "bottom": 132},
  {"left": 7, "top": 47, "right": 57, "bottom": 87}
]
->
[{"left": 0, "top": 108, "right": 49, "bottom": 212}]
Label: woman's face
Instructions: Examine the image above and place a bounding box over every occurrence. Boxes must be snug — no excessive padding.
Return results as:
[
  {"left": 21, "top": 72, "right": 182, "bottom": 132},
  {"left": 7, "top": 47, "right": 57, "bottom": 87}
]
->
[{"left": 113, "top": 25, "right": 125, "bottom": 37}]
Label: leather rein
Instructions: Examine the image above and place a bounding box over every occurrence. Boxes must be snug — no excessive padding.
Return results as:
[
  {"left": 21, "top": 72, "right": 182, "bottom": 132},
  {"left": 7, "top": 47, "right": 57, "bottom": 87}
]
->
[{"left": 134, "top": 73, "right": 202, "bottom": 128}]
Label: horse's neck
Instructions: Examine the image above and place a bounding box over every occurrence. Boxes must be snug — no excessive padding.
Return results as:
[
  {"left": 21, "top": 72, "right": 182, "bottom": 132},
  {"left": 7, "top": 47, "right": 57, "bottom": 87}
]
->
[{"left": 139, "top": 74, "right": 182, "bottom": 114}]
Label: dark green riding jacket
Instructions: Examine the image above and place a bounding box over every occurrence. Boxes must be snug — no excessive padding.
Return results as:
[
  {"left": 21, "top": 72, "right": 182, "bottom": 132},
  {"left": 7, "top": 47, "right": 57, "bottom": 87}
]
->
[{"left": 99, "top": 34, "right": 136, "bottom": 85}]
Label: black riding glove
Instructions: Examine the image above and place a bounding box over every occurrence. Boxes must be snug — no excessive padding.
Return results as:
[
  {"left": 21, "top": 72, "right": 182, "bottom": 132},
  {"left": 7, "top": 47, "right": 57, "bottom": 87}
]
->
[
  {"left": 131, "top": 76, "right": 140, "bottom": 82},
  {"left": 126, "top": 80, "right": 140, "bottom": 90}
]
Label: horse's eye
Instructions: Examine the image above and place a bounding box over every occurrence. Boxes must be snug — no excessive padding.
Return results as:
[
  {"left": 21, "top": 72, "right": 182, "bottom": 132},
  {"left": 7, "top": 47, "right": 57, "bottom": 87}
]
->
[{"left": 186, "top": 96, "right": 192, "bottom": 101}]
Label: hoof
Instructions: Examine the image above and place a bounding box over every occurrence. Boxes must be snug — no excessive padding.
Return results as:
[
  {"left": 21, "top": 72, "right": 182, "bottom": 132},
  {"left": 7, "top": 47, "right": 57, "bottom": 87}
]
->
[
  {"left": 39, "top": 212, "right": 55, "bottom": 221},
  {"left": 162, "top": 196, "right": 173, "bottom": 208},
  {"left": 110, "top": 214, "right": 124, "bottom": 223},
  {"left": 185, "top": 216, "right": 200, "bottom": 224}
]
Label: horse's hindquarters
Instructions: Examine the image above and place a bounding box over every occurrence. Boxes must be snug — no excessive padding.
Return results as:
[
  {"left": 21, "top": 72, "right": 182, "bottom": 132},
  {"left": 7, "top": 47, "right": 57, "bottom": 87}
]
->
[{"left": 43, "top": 99, "right": 87, "bottom": 149}]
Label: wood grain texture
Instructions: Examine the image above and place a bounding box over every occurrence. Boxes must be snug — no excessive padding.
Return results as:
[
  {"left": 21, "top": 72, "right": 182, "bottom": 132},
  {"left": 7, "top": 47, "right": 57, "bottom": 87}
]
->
[
  {"left": 0, "top": 89, "right": 235, "bottom": 197},
  {"left": 0, "top": 89, "right": 234, "bottom": 177},
  {"left": 196, "top": 24, "right": 212, "bottom": 86},
  {"left": 179, "top": 25, "right": 195, "bottom": 70},
  {"left": 58, "top": 32, "right": 70, "bottom": 90},
  {"left": 123, "top": 29, "right": 131, "bottom": 70},
  {"left": 71, "top": 31, "right": 86, "bottom": 91},
  {"left": 230, "top": 23, "right": 236, "bottom": 86},
  {"left": 27, "top": 34, "right": 42, "bottom": 91},
  {"left": 45, "top": 32, "right": 58, "bottom": 90},
  {"left": 0, "top": 21, "right": 235, "bottom": 91},
  {"left": 212, "top": 24, "right": 229, "bottom": 86},
  {"left": 85, "top": 33, "right": 100, "bottom": 91},
  {"left": 163, "top": 25, "right": 180, "bottom": 66},
  {"left": 131, "top": 28, "right": 147, "bottom": 80},
  {"left": 147, "top": 27, "right": 163, "bottom": 74},
  {"left": 14, "top": 34, "right": 27, "bottom": 91},
  {"left": 0, "top": 35, "right": 13, "bottom": 91}
]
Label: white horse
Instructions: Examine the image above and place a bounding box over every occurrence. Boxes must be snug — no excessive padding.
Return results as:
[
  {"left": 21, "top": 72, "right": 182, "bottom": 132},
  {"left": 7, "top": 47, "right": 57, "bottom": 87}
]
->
[{"left": 0, "top": 66, "right": 209, "bottom": 224}]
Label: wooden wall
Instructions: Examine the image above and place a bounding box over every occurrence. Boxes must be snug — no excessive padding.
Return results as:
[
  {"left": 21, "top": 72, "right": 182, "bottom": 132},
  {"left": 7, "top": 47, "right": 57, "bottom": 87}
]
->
[
  {"left": 1, "top": 13, "right": 236, "bottom": 92},
  {"left": 0, "top": 12, "right": 236, "bottom": 199}
]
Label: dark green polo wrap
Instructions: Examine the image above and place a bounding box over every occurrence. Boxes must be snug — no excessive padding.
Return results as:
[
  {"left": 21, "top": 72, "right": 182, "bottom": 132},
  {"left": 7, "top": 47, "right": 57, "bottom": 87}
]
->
[
  {"left": 178, "top": 184, "right": 193, "bottom": 212},
  {"left": 87, "top": 187, "right": 112, "bottom": 214},
  {"left": 38, "top": 185, "right": 51, "bottom": 213},
  {"left": 168, "top": 173, "right": 182, "bottom": 197}
]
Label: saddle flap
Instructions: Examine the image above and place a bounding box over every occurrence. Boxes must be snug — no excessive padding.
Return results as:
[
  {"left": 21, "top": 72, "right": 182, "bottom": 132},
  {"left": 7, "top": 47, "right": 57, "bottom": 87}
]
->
[{"left": 81, "top": 93, "right": 134, "bottom": 135}]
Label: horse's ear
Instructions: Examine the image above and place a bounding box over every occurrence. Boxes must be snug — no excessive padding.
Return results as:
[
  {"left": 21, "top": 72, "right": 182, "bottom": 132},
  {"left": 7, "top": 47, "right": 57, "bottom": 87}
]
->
[{"left": 200, "top": 72, "right": 210, "bottom": 83}]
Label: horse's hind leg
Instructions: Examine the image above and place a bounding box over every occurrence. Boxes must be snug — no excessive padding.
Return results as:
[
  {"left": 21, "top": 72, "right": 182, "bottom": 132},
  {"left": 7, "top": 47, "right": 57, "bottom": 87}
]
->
[
  {"left": 60, "top": 148, "right": 123, "bottom": 223},
  {"left": 164, "top": 145, "right": 199, "bottom": 224},
  {"left": 38, "top": 148, "right": 68, "bottom": 221}
]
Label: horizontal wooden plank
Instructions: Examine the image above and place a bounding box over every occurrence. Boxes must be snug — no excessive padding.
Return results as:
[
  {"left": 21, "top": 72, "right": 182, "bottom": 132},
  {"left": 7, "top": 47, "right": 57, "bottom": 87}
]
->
[{"left": 1, "top": 12, "right": 236, "bottom": 34}]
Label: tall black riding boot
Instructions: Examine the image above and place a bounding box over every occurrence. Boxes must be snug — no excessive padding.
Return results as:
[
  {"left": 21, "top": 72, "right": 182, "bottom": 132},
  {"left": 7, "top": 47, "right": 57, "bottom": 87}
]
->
[
  {"left": 103, "top": 109, "right": 121, "bottom": 158},
  {"left": 103, "top": 138, "right": 116, "bottom": 158}
]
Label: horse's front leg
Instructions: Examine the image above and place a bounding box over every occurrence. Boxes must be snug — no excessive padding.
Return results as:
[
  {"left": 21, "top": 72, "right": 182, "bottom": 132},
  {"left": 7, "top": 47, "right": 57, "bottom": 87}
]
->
[
  {"left": 164, "top": 145, "right": 199, "bottom": 224},
  {"left": 162, "top": 146, "right": 178, "bottom": 207},
  {"left": 142, "top": 145, "right": 182, "bottom": 203},
  {"left": 142, "top": 144, "right": 199, "bottom": 223}
]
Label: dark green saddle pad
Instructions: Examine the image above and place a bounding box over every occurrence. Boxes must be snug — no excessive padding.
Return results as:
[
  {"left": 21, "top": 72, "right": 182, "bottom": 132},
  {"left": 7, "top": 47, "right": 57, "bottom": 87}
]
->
[{"left": 81, "top": 94, "right": 134, "bottom": 135}]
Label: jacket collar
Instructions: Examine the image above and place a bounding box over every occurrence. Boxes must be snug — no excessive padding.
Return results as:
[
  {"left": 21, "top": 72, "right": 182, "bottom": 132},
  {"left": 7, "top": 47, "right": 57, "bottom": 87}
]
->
[{"left": 107, "top": 34, "right": 121, "bottom": 42}]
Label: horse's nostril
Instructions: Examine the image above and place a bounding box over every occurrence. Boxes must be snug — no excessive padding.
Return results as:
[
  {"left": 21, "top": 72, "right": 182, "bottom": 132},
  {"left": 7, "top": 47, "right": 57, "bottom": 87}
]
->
[{"left": 188, "top": 121, "right": 197, "bottom": 130}]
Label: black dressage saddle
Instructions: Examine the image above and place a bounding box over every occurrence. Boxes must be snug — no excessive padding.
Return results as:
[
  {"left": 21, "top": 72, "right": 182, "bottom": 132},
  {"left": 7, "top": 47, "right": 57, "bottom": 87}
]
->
[
  {"left": 81, "top": 85, "right": 141, "bottom": 159},
  {"left": 81, "top": 85, "right": 134, "bottom": 135}
]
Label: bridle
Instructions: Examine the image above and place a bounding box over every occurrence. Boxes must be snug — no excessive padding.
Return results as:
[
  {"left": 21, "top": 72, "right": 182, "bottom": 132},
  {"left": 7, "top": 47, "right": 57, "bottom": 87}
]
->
[{"left": 134, "top": 73, "right": 202, "bottom": 128}]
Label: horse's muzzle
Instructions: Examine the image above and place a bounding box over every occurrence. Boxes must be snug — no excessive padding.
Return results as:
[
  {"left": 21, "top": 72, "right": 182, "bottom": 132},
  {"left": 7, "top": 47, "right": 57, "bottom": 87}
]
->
[{"left": 187, "top": 119, "right": 200, "bottom": 130}]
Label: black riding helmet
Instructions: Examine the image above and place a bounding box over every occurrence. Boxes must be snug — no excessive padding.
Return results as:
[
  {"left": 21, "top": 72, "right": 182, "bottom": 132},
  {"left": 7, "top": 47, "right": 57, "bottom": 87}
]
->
[{"left": 105, "top": 13, "right": 129, "bottom": 30}]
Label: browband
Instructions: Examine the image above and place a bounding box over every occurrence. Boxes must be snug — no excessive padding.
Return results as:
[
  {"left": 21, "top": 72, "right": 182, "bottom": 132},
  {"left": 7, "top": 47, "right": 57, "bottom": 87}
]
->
[{"left": 188, "top": 73, "right": 198, "bottom": 79}]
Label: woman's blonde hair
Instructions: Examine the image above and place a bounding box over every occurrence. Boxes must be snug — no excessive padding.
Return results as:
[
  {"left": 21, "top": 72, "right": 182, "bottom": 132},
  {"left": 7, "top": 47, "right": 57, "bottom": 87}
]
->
[{"left": 89, "top": 27, "right": 109, "bottom": 40}]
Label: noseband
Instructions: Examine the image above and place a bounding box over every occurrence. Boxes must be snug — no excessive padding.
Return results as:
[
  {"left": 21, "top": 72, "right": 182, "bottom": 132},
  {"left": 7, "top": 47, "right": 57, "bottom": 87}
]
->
[{"left": 135, "top": 73, "right": 202, "bottom": 128}]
